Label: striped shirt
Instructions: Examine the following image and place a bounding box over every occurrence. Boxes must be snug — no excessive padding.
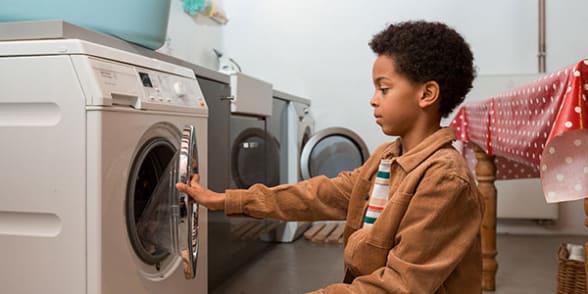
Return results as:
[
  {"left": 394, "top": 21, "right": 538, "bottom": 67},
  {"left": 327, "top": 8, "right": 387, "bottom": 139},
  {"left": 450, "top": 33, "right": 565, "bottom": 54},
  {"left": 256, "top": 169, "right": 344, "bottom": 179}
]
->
[{"left": 363, "top": 159, "right": 391, "bottom": 227}]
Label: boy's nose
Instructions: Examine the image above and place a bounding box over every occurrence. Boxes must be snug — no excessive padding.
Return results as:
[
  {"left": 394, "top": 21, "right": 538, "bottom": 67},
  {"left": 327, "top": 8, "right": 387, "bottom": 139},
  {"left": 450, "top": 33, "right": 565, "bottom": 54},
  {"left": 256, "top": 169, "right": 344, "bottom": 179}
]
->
[{"left": 369, "top": 95, "right": 378, "bottom": 107}]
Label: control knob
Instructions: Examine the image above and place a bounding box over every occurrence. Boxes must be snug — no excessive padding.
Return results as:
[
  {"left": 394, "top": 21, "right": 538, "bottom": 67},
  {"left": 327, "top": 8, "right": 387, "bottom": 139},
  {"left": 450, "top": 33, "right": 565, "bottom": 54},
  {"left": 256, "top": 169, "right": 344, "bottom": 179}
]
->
[{"left": 173, "top": 81, "right": 187, "bottom": 97}]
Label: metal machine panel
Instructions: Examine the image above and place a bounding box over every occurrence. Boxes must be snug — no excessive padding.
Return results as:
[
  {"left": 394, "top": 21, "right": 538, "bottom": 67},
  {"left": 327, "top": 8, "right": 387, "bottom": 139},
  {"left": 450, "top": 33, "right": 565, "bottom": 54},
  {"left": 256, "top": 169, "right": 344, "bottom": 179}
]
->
[{"left": 229, "top": 73, "right": 272, "bottom": 117}]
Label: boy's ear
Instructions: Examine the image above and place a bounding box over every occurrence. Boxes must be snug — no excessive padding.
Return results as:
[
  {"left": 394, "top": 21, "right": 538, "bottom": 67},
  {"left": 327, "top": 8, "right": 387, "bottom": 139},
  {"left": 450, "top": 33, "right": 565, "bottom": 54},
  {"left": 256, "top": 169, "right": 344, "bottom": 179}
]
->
[{"left": 419, "top": 81, "right": 440, "bottom": 108}]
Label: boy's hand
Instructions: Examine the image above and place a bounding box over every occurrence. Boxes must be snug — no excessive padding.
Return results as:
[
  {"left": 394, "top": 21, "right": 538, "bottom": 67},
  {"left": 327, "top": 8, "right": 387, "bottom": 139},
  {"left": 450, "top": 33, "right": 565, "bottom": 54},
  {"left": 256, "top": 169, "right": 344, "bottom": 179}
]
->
[{"left": 176, "top": 174, "right": 226, "bottom": 211}]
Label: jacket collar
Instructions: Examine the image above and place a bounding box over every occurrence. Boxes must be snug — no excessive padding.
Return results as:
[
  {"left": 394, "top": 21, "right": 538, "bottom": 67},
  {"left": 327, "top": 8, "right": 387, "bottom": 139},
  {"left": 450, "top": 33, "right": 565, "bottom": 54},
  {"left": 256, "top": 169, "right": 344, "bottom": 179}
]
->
[{"left": 381, "top": 127, "right": 456, "bottom": 173}]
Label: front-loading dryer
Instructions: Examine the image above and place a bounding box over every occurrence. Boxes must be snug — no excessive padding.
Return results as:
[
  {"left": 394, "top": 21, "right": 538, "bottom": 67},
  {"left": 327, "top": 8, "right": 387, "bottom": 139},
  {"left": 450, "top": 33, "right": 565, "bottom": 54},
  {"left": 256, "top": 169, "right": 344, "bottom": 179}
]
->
[
  {"left": 229, "top": 114, "right": 280, "bottom": 189},
  {"left": 0, "top": 38, "right": 207, "bottom": 293},
  {"left": 286, "top": 94, "right": 370, "bottom": 182},
  {"left": 300, "top": 127, "right": 370, "bottom": 180}
]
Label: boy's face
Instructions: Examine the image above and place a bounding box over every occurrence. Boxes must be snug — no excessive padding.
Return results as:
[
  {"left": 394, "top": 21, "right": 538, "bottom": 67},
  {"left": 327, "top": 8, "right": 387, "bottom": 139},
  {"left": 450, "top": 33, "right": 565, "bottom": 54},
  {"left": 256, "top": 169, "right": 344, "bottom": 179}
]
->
[{"left": 370, "top": 55, "right": 424, "bottom": 137}]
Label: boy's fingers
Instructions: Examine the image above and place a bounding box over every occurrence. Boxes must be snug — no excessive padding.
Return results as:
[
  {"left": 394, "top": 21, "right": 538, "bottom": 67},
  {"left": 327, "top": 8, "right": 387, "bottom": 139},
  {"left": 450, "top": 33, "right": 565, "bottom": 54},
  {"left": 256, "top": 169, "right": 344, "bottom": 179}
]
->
[
  {"left": 175, "top": 183, "right": 189, "bottom": 193},
  {"left": 176, "top": 182, "right": 204, "bottom": 203},
  {"left": 190, "top": 174, "right": 200, "bottom": 186}
]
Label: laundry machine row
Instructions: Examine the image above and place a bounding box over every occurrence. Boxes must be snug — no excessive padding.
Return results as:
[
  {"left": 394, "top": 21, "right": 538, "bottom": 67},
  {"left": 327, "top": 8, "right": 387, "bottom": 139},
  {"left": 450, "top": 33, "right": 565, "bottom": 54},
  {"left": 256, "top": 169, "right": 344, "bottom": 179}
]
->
[
  {"left": 0, "top": 21, "right": 283, "bottom": 292},
  {"left": 145, "top": 43, "right": 371, "bottom": 290},
  {"left": 3, "top": 20, "right": 374, "bottom": 292},
  {"left": 0, "top": 25, "right": 208, "bottom": 294}
]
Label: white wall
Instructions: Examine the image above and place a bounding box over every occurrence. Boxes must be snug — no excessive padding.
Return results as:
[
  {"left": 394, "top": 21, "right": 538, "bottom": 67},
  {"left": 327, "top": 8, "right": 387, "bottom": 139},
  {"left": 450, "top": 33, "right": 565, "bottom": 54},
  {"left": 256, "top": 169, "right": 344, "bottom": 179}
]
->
[
  {"left": 221, "top": 0, "right": 543, "bottom": 152},
  {"left": 217, "top": 0, "right": 588, "bottom": 235},
  {"left": 547, "top": 1, "right": 588, "bottom": 70},
  {"left": 159, "top": 0, "right": 225, "bottom": 69}
]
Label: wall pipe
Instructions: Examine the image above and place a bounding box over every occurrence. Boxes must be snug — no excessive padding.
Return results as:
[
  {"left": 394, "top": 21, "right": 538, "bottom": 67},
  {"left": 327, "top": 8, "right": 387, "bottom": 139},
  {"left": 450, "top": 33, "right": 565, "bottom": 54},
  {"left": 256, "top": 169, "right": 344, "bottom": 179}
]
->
[{"left": 538, "top": 0, "right": 546, "bottom": 73}]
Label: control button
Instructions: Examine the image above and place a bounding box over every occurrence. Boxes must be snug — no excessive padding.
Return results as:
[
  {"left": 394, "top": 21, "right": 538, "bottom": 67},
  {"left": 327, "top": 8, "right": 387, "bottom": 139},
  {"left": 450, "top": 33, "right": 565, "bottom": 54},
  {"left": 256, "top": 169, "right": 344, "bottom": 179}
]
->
[
  {"left": 199, "top": 101, "right": 205, "bottom": 107},
  {"left": 167, "top": 98, "right": 172, "bottom": 103},
  {"left": 173, "top": 82, "right": 186, "bottom": 97},
  {"left": 158, "top": 97, "right": 165, "bottom": 102},
  {"left": 149, "top": 96, "right": 156, "bottom": 101}
]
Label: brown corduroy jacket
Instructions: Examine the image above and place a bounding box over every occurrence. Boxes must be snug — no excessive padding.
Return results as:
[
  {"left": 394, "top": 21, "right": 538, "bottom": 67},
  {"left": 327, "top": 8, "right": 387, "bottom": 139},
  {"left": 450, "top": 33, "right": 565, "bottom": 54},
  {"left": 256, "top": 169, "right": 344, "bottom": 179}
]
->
[{"left": 225, "top": 127, "right": 483, "bottom": 294}]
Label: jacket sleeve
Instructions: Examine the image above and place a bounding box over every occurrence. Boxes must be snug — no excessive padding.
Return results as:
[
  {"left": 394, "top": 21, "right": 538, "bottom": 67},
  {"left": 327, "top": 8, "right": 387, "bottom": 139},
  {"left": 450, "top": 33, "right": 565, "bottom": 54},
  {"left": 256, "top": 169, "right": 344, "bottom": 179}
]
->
[
  {"left": 224, "top": 167, "right": 361, "bottom": 221},
  {"left": 311, "top": 167, "right": 483, "bottom": 293}
]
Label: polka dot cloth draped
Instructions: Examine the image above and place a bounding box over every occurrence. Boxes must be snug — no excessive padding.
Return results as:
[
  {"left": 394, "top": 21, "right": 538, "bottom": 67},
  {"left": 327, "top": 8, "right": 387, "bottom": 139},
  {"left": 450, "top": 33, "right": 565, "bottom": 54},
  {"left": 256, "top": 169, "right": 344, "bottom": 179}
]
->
[{"left": 450, "top": 60, "right": 588, "bottom": 203}]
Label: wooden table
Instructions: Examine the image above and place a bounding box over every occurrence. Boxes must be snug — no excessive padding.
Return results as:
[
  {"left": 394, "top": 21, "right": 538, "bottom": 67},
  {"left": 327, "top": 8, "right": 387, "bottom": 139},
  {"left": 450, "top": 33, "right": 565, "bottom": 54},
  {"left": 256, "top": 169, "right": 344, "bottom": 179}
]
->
[{"left": 450, "top": 60, "right": 588, "bottom": 290}]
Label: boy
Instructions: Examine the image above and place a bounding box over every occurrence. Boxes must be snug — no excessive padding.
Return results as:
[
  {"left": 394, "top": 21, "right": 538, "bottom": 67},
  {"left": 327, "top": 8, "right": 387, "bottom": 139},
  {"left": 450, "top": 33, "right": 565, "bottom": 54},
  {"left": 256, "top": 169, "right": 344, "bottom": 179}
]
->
[{"left": 177, "top": 20, "right": 483, "bottom": 293}]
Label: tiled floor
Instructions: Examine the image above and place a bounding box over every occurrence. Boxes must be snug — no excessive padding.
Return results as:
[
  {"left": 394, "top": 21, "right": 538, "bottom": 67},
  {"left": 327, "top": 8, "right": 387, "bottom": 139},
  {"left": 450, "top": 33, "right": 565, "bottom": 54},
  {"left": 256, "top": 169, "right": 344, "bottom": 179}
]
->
[{"left": 211, "top": 234, "right": 588, "bottom": 294}]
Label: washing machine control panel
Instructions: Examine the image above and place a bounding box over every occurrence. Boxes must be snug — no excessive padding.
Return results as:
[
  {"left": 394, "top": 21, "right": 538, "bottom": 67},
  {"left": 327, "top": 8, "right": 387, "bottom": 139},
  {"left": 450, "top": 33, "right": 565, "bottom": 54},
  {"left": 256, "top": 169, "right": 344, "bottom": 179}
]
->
[
  {"left": 137, "top": 69, "right": 207, "bottom": 111},
  {"left": 78, "top": 56, "right": 207, "bottom": 113}
]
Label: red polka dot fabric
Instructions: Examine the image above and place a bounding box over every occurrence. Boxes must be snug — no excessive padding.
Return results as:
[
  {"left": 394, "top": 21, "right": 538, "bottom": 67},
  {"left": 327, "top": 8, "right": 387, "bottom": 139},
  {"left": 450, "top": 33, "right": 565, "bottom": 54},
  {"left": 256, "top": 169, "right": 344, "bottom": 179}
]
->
[{"left": 450, "top": 60, "right": 588, "bottom": 203}]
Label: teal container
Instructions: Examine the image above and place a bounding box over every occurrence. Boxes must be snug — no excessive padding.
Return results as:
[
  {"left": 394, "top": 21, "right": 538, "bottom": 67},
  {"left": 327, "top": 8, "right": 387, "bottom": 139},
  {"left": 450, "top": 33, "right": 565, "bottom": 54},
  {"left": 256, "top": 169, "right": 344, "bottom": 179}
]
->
[{"left": 0, "top": 0, "right": 172, "bottom": 49}]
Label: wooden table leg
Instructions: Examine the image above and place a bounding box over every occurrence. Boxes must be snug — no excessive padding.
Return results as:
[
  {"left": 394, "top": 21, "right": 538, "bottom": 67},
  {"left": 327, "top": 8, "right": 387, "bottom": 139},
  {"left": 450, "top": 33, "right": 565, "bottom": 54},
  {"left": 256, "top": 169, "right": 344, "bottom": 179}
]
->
[
  {"left": 472, "top": 144, "right": 497, "bottom": 291},
  {"left": 584, "top": 199, "right": 588, "bottom": 278},
  {"left": 584, "top": 198, "right": 588, "bottom": 227}
]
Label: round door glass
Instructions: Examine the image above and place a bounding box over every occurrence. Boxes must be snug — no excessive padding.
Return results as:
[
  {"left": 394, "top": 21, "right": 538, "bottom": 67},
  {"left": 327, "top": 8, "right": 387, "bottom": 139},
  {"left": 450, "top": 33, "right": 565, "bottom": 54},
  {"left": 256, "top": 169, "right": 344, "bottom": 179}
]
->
[
  {"left": 301, "top": 127, "right": 369, "bottom": 179},
  {"left": 309, "top": 136, "right": 363, "bottom": 178},
  {"left": 231, "top": 128, "right": 280, "bottom": 188},
  {"left": 126, "top": 138, "right": 175, "bottom": 266}
]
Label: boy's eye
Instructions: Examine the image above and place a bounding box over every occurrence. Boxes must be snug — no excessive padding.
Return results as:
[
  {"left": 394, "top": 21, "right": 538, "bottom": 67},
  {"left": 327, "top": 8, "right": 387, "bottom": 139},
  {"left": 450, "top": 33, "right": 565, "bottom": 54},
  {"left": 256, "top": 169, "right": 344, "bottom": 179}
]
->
[{"left": 380, "top": 88, "right": 389, "bottom": 95}]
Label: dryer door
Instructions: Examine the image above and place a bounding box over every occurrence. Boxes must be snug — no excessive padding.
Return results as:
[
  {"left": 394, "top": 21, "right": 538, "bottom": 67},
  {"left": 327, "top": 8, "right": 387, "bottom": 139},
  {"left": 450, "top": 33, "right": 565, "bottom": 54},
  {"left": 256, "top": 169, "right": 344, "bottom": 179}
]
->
[
  {"left": 300, "top": 127, "right": 369, "bottom": 180},
  {"left": 230, "top": 122, "right": 280, "bottom": 188}
]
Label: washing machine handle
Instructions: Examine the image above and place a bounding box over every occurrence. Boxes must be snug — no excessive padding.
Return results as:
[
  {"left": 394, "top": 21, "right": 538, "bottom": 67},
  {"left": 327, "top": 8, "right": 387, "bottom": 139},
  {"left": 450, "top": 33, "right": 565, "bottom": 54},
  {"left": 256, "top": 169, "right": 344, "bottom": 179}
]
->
[
  {"left": 178, "top": 196, "right": 199, "bottom": 279},
  {"left": 177, "top": 125, "right": 199, "bottom": 279}
]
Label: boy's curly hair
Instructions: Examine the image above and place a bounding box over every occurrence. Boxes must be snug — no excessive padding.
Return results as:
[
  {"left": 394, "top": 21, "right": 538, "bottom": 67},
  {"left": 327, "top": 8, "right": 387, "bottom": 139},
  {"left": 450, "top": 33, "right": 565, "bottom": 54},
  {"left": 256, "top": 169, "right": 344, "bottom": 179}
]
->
[{"left": 369, "top": 21, "right": 476, "bottom": 118}]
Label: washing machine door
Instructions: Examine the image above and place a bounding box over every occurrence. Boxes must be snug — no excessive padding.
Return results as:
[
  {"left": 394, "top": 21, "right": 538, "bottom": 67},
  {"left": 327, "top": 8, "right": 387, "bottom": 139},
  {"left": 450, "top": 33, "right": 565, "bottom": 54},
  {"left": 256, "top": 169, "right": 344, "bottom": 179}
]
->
[
  {"left": 127, "top": 125, "right": 199, "bottom": 280},
  {"left": 175, "top": 126, "right": 200, "bottom": 279},
  {"left": 300, "top": 127, "right": 369, "bottom": 180},
  {"left": 231, "top": 127, "right": 280, "bottom": 188}
]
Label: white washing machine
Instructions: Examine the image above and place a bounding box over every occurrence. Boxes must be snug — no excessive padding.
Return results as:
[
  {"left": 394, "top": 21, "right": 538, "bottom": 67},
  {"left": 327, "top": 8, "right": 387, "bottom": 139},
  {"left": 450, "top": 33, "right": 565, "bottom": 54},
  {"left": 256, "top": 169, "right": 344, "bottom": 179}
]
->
[
  {"left": 258, "top": 92, "right": 315, "bottom": 242},
  {"left": 0, "top": 38, "right": 207, "bottom": 293}
]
